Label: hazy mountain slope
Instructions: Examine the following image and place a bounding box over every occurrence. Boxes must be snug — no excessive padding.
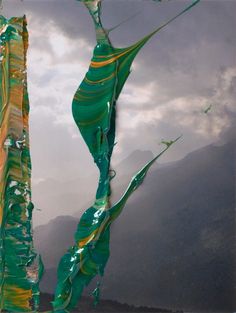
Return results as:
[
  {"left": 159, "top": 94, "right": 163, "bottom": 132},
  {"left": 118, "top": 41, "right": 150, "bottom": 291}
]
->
[
  {"left": 32, "top": 150, "right": 153, "bottom": 226},
  {"left": 102, "top": 141, "right": 235, "bottom": 312},
  {"left": 39, "top": 293, "right": 175, "bottom": 313},
  {"left": 34, "top": 140, "right": 235, "bottom": 312}
]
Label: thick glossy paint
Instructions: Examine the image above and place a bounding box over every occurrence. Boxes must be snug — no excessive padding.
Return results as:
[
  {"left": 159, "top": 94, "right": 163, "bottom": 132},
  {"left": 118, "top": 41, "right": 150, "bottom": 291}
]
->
[
  {"left": 52, "top": 1, "right": 200, "bottom": 312},
  {"left": 0, "top": 15, "right": 43, "bottom": 312}
]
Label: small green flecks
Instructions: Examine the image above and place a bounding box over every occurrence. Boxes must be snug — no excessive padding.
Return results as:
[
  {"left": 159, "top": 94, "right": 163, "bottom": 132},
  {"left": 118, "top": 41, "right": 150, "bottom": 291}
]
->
[
  {"left": 204, "top": 104, "right": 212, "bottom": 114},
  {"left": 92, "top": 282, "right": 101, "bottom": 307}
]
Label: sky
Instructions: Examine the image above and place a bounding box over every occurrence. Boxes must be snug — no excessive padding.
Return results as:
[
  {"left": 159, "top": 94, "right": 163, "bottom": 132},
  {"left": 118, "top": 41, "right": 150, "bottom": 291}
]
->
[{"left": 2, "top": 0, "right": 236, "bottom": 225}]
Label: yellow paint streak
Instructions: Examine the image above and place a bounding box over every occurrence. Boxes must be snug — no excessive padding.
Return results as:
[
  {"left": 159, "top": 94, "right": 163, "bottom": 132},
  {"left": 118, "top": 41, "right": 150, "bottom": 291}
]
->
[
  {"left": 92, "top": 36, "right": 144, "bottom": 61},
  {"left": 93, "top": 215, "right": 109, "bottom": 242},
  {"left": 0, "top": 41, "right": 10, "bottom": 227},
  {"left": 4, "top": 286, "right": 32, "bottom": 309},
  {"left": 0, "top": 209, "right": 3, "bottom": 226},
  {"left": 77, "top": 108, "right": 107, "bottom": 126},
  {"left": 91, "top": 56, "right": 118, "bottom": 68},
  {"left": 1, "top": 43, "right": 9, "bottom": 116},
  {"left": 85, "top": 72, "right": 115, "bottom": 84},
  {"left": 90, "top": 44, "right": 136, "bottom": 68},
  {"left": 78, "top": 230, "right": 97, "bottom": 248},
  {"left": 80, "top": 253, "right": 89, "bottom": 275}
]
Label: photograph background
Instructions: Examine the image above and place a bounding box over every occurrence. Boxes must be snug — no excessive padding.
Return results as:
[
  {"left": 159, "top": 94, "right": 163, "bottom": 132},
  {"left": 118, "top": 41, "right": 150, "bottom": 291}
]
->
[{"left": 2, "top": 0, "right": 236, "bottom": 311}]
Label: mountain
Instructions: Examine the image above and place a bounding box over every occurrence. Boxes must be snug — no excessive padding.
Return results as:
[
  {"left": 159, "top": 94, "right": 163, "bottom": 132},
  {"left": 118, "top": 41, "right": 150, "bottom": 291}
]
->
[
  {"left": 32, "top": 150, "right": 154, "bottom": 226},
  {"left": 39, "top": 293, "right": 177, "bottom": 313},
  {"left": 34, "top": 139, "right": 235, "bottom": 312}
]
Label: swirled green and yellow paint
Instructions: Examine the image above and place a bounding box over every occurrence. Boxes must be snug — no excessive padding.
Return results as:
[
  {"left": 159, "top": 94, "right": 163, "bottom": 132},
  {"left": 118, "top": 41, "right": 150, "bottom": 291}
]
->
[
  {"left": 52, "top": 1, "right": 200, "bottom": 312},
  {"left": 0, "top": 16, "right": 43, "bottom": 312}
]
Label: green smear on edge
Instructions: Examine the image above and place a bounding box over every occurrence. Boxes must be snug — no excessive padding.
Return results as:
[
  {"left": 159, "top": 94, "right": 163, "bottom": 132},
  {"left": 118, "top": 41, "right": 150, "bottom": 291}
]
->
[{"left": 0, "top": 15, "right": 43, "bottom": 312}]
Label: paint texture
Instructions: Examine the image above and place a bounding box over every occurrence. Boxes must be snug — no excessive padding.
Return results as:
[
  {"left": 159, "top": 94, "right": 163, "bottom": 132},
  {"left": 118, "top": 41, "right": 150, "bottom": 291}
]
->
[
  {"left": 52, "top": 1, "right": 200, "bottom": 312},
  {"left": 0, "top": 16, "right": 43, "bottom": 312},
  {"left": 0, "top": 1, "right": 200, "bottom": 311}
]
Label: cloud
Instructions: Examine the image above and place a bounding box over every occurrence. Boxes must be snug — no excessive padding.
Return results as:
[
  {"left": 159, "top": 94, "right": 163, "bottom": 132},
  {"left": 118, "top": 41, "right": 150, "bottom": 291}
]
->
[
  {"left": 2, "top": 0, "right": 236, "bottom": 224},
  {"left": 113, "top": 63, "right": 236, "bottom": 163}
]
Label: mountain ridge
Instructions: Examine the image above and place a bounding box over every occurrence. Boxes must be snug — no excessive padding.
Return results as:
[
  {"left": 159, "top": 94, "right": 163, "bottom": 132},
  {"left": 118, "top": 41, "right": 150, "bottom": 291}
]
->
[
  {"left": 39, "top": 293, "right": 177, "bottom": 313},
  {"left": 34, "top": 137, "right": 235, "bottom": 312}
]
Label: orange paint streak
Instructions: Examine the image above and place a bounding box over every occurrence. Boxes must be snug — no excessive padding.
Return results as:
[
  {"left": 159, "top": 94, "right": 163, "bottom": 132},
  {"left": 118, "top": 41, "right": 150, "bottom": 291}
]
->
[
  {"left": 85, "top": 72, "right": 115, "bottom": 84},
  {"left": 4, "top": 286, "right": 32, "bottom": 309},
  {"left": 78, "top": 230, "right": 97, "bottom": 248}
]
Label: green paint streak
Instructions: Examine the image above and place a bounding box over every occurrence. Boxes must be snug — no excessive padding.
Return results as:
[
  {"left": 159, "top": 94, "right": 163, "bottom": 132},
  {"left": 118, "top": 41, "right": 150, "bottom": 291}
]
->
[
  {"left": 0, "top": 15, "right": 43, "bottom": 312},
  {"left": 53, "top": 1, "right": 200, "bottom": 312}
]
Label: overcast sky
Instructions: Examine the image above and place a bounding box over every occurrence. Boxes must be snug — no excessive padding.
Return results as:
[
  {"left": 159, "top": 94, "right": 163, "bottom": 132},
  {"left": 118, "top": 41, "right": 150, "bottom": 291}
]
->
[{"left": 2, "top": 0, "right": 236, "bottom": 224}]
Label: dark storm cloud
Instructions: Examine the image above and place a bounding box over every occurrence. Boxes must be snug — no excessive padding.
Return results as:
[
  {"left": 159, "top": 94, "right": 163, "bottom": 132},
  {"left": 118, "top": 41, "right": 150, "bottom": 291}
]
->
[
  {"left": 2, "top": 0, "right": 235, "bottom": 225},
  {"left": 11, "top": 0, "right": 234, "bottom": 157},
  {"left": 5, "top": 0, "right": 235, "bottom": 106},
  {"left": 3, "top": 0, "right": 94, "bottom": 40},
  {"left": 4, "top": 0, "right": 235, "bottom": 136}
]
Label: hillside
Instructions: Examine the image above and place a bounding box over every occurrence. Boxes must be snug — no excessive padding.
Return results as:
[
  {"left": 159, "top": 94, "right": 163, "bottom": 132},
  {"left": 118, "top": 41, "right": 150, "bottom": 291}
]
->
[
  {"left": 34, "top": 138, "right": 235, "bottom": 312},
  {"left": 39, "top": 293, "right": 177, "bottom": 313}
]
